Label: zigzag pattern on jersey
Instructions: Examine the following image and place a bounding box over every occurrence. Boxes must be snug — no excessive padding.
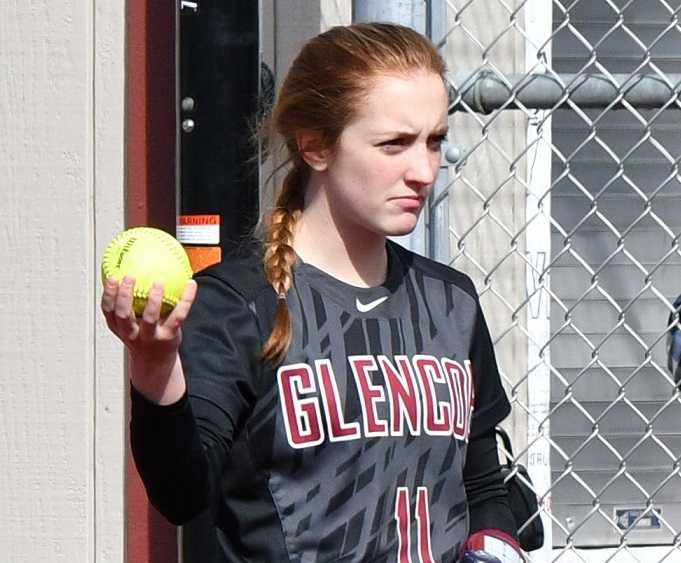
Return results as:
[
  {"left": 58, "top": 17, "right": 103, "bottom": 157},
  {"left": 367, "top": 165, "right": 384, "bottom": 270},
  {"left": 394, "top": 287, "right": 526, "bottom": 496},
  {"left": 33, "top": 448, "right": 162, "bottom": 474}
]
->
[
  {"left": 246, "top": 264, "right": 474, "bottom": 561},
  {"left": 303, "top": 289, "right": 465, "bottom": 559},
  {"left": 277, "top": 438, "right": 467, "bottom": 561}
]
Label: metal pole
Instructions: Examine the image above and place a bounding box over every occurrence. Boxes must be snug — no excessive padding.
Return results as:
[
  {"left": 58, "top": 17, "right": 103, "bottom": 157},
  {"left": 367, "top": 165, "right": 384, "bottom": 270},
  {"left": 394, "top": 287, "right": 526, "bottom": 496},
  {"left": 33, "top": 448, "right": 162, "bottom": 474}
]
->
[
  {"left": 426, "top": 0, "right": 450, "bottom": 263},
  {"left": 352, "top": 0, "right": 426, "bottom": 30},
  {"left": 523, "top": 3, "right": 554, "bottom": 560},
  {"left": 451, "top": 71, "right": 681, "bottom": 113}
]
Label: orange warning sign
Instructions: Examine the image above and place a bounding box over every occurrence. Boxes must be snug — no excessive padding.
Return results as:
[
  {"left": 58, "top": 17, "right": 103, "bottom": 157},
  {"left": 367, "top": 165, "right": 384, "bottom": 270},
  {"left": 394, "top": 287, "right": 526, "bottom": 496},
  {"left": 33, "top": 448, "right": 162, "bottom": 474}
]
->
[{"left": 177, "top": 215, "right": 220, "bottom": 245}]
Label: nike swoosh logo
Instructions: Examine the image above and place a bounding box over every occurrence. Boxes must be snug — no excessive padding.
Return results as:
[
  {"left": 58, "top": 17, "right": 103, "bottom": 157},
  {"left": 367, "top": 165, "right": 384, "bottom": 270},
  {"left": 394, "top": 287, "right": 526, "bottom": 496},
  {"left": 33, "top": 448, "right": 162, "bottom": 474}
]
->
[{"left": 356, "top": 296, "right": 388, "bottom": 313}]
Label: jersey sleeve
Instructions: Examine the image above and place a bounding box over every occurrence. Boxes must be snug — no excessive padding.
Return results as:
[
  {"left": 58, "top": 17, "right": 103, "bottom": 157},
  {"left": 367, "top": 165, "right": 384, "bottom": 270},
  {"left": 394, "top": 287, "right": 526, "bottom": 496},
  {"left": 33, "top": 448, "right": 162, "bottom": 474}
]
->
[
  {"left": 468, "top": 298, "right": 511, "bottom": 439},
  {"left": 463, "top": 428, "right": 517, "bottom": 538},
  {"left": 181, "top": 274, "right": 263, "bottom": 453},
  {"left": 129, "top": 274, "right": 262, "bottom": 524}
]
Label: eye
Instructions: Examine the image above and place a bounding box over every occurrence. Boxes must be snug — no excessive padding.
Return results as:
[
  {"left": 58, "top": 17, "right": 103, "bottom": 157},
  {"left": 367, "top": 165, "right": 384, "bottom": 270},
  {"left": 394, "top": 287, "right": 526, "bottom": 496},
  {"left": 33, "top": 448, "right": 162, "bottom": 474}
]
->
[
  {"left": 378, "top": 137, "right": 411, "bottom": 154},
  {"left": 427, "top": 134, "right": 447, "bottom": 151},
  {"left": 379, "top": 137, "right": 409, "bottom": 147}
]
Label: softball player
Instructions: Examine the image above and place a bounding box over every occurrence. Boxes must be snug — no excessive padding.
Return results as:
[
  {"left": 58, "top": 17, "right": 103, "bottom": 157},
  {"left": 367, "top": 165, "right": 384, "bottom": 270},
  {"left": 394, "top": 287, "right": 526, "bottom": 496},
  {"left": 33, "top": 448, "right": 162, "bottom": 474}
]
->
[{"left": 102, "top": 22, "right": 523, "bottom": 563}]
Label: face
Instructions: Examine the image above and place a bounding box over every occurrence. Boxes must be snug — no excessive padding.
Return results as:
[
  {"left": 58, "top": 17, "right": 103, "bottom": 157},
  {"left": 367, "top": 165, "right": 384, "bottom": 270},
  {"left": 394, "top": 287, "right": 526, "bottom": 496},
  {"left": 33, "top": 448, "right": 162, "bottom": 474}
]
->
[{"left": 309, "top": 71, "right": 449, "bottom": 239}]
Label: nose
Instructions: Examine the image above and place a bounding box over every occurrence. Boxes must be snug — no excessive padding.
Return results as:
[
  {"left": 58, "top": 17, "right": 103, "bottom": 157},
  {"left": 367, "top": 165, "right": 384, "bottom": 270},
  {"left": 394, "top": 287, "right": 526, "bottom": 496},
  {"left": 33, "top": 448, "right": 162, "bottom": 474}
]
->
[{"left": 405, "top": 144, "right": 439, "bottom": 188}]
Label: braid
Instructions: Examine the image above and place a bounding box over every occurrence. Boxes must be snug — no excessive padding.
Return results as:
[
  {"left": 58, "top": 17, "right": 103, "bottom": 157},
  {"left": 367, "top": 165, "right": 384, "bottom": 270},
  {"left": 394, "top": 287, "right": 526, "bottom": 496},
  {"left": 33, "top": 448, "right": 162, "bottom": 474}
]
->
[{"left": 262, "top": 165, "right": 305, "bottom": 363}]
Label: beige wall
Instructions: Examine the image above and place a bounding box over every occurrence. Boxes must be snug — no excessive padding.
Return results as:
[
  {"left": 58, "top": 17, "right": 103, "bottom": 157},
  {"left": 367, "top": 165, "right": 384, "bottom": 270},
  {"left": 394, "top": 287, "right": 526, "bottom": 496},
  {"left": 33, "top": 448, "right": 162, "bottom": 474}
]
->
[{"left": 0, "top": 2, "right": 126, "bottom": 561}]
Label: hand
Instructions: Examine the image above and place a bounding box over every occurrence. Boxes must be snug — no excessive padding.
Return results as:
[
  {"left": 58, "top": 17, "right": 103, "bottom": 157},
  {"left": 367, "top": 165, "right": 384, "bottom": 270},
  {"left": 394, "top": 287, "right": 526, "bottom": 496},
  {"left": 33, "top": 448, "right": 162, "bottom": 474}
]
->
[
  {"left": 463, "top": 531, "right": 524, "bottom": 563},
  {"left": 461, "top": 550, "right": 502, "bottom": 563},
  {"left": 100, "top": 275, "right": 197, "bottom": 403}
]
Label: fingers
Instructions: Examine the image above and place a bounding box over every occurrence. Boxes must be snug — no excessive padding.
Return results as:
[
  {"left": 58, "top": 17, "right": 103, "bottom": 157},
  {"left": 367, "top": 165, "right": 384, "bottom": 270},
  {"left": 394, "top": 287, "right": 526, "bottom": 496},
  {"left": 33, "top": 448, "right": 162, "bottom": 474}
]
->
[
  {"left": 114, "top": 276, "right": 140, "bottom": 340},
  {"left": 101, "top": 276, "right": 197, "bottom": 345},
  {"left": 162, "top": 279, "right": 197, "bottom": 332},
  {"left": 139, "top": 282, "right": 165, "bottom": 341},
  {"left": 101, "top": 277, "right": 124, "bottom": 334},
  {"left": 100, "top": 275, "right": 139, "bottom": 341},
  {"left": 101, "top": 277, "right": 118, "bottom": 317}
]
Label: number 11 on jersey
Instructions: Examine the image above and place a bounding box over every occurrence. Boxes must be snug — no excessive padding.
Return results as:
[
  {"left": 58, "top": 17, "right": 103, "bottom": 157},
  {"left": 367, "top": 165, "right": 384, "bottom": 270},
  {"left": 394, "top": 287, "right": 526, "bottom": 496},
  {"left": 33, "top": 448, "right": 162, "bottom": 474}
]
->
[{"left": 395, "top": 486, "right": 435, "bottom": 563}]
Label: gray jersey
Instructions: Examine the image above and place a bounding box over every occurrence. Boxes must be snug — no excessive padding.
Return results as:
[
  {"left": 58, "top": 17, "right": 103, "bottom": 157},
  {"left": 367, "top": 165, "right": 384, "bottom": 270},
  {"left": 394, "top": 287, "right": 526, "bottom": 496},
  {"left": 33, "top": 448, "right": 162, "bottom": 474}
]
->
[{"left": 172, "top": 240, "right": 511, "bottom": 562}]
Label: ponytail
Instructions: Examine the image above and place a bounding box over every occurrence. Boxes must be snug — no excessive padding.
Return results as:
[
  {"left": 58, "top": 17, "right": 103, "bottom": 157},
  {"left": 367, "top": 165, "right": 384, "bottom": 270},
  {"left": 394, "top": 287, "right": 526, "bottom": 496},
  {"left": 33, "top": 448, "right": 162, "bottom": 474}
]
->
[{"left": 261, "top": 165, "right": 305, "bottom": 363}]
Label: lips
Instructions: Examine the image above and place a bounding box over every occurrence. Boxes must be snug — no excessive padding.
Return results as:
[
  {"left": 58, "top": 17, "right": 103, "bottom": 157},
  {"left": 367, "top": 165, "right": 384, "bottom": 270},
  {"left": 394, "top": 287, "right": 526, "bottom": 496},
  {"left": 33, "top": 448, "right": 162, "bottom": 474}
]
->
[{"left": 390, "top": 196, "right": 424, "bottom": 210}]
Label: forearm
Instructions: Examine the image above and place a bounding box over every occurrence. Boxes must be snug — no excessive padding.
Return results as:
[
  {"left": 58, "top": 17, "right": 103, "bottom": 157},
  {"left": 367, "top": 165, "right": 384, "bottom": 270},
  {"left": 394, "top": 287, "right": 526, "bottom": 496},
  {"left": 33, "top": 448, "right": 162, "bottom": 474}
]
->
[
  {"left": 464, "top": 429, "right": 517, "bottom": 538},
  {"left": 130, "top": 386, "right": 213, "bottom": 524},
  {"left": 130, "top": 352, "right": 187, "bottom": 406}
]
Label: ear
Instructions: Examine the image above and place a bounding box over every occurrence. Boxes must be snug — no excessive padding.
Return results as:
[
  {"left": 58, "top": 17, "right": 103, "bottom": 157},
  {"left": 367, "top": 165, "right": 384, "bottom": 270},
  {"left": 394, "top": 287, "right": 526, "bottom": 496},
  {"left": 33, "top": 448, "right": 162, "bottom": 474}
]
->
[{"left": 297, "top": 132, "right": 330, "bottom": 172}]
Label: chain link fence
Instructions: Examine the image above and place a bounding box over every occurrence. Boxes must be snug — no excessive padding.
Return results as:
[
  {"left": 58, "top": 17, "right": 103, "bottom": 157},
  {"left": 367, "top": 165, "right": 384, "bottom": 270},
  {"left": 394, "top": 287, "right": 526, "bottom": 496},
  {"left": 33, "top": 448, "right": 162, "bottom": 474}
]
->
[{"left": 429, "top": 1, "right": 681, "bottom": 561}]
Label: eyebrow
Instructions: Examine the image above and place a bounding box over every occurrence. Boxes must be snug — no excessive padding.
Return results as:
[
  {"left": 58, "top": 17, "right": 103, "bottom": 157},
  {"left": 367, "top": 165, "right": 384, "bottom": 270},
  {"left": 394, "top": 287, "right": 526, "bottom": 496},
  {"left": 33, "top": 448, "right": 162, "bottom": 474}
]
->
[{"left": 376, "top": 126, "right": 449, "bottom": 138}]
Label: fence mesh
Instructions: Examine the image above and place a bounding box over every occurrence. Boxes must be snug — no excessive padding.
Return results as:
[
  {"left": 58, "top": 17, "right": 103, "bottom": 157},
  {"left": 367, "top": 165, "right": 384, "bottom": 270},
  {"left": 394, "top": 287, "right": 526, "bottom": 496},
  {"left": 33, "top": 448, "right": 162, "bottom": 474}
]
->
[{"left": 431, "top": 1, "right": 681, "bottom": 561}]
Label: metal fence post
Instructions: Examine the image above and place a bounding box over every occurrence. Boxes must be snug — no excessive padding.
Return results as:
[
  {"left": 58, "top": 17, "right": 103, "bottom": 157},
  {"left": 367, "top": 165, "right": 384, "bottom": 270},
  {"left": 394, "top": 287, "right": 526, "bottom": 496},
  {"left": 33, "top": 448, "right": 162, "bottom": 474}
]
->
[{"left": 523, "top": 2, "right": 554, "bottom": 560}]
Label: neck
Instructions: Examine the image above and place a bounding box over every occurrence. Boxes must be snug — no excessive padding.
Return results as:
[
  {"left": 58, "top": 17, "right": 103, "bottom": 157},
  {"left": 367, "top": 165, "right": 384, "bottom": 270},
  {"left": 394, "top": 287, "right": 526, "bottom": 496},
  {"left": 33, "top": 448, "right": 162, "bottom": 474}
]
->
[{"left": 294, "top": 185, "right": 388, "bottom": 288}]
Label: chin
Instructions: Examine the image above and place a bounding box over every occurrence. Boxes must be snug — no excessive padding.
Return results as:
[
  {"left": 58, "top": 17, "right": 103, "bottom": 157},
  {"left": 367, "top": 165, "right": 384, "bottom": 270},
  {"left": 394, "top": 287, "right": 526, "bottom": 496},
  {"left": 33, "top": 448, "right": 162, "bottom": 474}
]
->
[
  {"left": 381, "top": 219, "right": 419, "bottom": 237},
  {"left": 363, "top": 212, "right": 421, "bottom": 238}
]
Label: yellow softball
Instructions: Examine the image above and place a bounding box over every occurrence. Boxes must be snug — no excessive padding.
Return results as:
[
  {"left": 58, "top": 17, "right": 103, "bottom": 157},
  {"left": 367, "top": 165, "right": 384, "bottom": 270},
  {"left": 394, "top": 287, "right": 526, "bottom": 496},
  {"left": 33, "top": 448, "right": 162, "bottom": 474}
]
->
[{"left": 101, "top": 227, "right": 193, "bottom": 316}]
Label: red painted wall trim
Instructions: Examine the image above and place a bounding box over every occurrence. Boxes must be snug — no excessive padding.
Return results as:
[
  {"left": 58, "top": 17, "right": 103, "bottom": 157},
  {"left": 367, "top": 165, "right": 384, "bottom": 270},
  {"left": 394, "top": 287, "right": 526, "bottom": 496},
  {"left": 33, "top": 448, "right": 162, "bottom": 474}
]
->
[{"left": 126, "top": 2, "right": 178, "bottom": 562}]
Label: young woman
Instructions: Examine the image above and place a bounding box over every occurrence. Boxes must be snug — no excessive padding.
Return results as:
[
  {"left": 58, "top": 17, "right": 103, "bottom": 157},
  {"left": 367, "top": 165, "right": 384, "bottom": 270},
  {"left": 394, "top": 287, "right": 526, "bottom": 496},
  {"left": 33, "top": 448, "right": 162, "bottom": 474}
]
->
[{"left": 102, "top": 22, "right": 523, "bottom": 563}]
